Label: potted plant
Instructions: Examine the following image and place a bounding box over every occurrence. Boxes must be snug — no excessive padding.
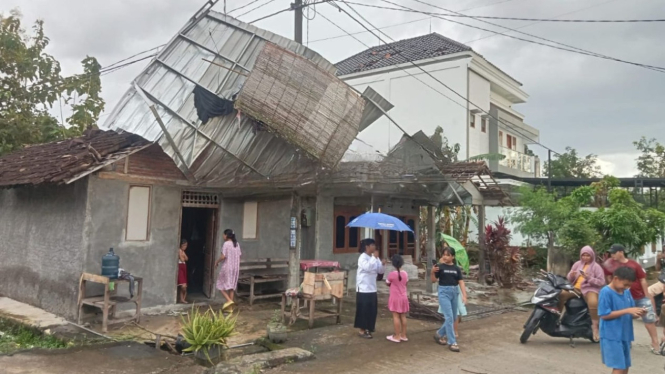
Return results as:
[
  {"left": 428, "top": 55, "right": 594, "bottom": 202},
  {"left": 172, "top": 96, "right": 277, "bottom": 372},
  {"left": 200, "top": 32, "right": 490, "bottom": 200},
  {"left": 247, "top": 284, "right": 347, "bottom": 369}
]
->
[
  {"left": 180, "top": 307, "right": 237, "bottom": 366},
  {"left": 267, "top": 310, "right": 287, "bottom": 343}
]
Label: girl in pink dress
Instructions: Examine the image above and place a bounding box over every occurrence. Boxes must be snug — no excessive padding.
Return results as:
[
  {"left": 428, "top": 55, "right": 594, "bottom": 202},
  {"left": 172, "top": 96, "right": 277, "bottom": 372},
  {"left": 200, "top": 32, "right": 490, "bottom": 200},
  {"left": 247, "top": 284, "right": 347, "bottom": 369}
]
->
[
  {"left": 215, "top": 229, "right": 241, "bottom": 311},
  {"left": 386, "top": 254, "right": 409, "bottom": 343}
]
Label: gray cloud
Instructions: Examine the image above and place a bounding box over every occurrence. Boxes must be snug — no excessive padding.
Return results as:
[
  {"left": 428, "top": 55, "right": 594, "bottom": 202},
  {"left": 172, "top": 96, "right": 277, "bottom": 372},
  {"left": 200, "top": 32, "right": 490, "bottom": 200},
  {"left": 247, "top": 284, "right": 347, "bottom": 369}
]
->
[{"left": 1, "top": 0, "right": 663, "bottom": 176}]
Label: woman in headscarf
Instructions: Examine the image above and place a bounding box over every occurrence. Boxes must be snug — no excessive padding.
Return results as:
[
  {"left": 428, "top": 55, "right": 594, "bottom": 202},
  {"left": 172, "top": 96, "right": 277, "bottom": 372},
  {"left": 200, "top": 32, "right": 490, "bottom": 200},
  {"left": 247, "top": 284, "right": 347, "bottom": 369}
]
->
[
  {"left": 354, "top": 238, "right": 386, "bottom": 339},
  {"left": 561, "top": 245, "right": 605, "bottom": 341}
]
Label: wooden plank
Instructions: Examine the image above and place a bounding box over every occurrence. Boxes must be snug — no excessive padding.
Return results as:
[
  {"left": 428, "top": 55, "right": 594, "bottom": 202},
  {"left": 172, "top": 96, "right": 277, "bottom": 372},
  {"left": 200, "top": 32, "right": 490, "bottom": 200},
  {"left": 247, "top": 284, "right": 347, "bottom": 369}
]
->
[{"left": 81, "top": 273, "right": 110, "bottom": 284}]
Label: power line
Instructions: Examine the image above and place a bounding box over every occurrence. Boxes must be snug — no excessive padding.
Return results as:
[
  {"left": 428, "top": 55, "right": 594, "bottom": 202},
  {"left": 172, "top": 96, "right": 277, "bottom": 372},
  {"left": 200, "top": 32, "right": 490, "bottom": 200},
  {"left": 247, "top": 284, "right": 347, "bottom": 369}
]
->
[
  {"left": 309, "top": 17, "right": 430, "bottom": 43},
  {"left": 348, "top": 0, "right": 665, "bottom": 73},
  {"left": 327, "top": 1, "right": 560, "bottom": 155},
  {"left": 463, "top": 0, "right": 622, "bottom": 44},
  {"left": 348, "top": 2, "right": 665, "bottom": 23},
  {"left": 404, "top": 0, "right": 665, "bottom": 73},
  {"left": 236, "top": 0, "right": 279, "bottom": 18},
  {"left": 227, "top": 0, "right": 264, "bottom": 14},
  {"left": 309, "top": 0, "right": 520, "bottom": 44}
]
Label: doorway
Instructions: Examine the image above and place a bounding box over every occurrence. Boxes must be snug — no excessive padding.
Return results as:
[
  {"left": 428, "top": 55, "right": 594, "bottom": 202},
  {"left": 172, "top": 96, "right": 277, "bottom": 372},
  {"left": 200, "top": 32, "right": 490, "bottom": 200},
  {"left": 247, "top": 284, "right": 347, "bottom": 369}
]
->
[{"left": 180, "top": 207, "right": 217, "bottom": 300}]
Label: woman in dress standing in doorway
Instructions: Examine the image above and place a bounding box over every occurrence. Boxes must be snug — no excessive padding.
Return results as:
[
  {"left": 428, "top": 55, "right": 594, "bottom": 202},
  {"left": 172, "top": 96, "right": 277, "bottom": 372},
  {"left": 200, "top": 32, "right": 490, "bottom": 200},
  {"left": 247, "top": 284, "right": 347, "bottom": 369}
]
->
[
  {"left": 177, "top": 239, "right": 189, "bottom": 304},
  {"left": 355, "top": 238, "right": 386, "bottom": 339},
  {"left": 215, "top": 229, "right": 241, "bottom": 311}
]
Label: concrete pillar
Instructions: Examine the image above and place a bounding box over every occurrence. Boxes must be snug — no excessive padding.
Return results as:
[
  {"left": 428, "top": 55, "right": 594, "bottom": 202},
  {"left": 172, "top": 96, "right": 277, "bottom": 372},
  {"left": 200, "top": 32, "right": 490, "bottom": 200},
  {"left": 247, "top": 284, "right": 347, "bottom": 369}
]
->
[
  {"left": 288, "top": 194, "right": 302, "bottom": 289},
  {"left": 382, "top": 230, "right": 388, "bottom": 259},
  {"left": 426, "top": 205, "right": 436, "bottom": 294},
  {"left": 477, "top": 204, "right": 486, "bottom": 285},
  {"left": 414, "top": 211, "right": 421, "bottom": 264}
]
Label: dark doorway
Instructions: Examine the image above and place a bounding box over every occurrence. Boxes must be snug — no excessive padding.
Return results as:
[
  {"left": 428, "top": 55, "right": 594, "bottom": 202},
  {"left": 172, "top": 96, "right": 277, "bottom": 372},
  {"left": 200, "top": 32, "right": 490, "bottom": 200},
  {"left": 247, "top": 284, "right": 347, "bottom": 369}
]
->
[{"left": 180, "top": 207, "right": 217, "bottom": 299}]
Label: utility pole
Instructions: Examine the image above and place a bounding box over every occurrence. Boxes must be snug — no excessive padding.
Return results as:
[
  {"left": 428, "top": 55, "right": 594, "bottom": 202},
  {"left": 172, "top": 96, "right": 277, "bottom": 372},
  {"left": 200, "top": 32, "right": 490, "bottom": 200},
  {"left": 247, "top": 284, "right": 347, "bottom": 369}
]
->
[
  {"left": 294, "top": 0, "right": 303, "bottom": 44},
  {"left": 547, "top": 149, "right": 552, "bottom": 193}
]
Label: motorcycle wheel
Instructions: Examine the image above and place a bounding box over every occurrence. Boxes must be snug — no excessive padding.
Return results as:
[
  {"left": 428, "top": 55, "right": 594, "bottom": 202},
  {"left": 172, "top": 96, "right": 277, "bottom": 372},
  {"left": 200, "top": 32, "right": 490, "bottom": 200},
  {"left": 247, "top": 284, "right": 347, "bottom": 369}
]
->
[{"left": 520, "top": 308, "right": 542, "bottom": 344}]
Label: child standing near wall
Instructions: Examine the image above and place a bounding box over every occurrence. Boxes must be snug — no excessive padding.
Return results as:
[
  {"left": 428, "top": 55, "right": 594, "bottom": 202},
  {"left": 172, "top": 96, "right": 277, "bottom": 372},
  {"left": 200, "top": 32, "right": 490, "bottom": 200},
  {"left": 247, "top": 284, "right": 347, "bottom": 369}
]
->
[
  {"left": 599, "top": 266, "right": 646, "bottom": 374},
  {"left": 386, "top": 254, "right": 409, "bottom": 343}
]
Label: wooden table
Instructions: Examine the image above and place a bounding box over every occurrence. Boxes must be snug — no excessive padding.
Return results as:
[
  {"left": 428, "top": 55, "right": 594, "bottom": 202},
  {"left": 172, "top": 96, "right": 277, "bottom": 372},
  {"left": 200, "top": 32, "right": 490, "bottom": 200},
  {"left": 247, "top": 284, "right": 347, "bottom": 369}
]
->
[
  {"left": 280, "top": 292, "right": 343, "bottom": 329},
  {"left": 77, "top": 272, "right": 143, "bottom": 333}
]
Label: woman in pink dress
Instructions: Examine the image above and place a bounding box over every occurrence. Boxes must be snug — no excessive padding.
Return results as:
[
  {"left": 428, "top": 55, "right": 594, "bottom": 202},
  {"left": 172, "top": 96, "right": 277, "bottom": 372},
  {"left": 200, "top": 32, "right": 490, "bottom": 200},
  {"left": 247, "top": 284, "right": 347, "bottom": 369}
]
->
[
  {"left": 386, "top": 254, "right": 409, "bottom": 343},
  {"left": 215, "top": 229, "right": 241, "bottom": 310}
]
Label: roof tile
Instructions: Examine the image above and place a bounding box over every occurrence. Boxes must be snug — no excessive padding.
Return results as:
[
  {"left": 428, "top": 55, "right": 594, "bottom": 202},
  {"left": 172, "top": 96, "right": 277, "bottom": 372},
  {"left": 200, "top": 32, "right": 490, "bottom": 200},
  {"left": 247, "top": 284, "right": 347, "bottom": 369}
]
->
[{"left": 335, "top": 33, "right": 472, "bottom": 76}]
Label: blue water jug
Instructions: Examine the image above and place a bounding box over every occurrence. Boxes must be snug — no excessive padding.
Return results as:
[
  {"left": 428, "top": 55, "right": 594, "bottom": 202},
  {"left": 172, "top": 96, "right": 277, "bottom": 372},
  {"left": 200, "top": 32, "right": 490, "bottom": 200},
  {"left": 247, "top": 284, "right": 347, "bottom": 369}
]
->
[{"left": 101, "top": 248, "right": 119, "bottom": 279}]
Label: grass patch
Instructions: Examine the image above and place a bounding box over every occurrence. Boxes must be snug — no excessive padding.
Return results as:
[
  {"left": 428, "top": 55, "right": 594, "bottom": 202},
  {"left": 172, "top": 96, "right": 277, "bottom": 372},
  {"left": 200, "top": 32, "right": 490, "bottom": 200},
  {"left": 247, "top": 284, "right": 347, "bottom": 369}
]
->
[{"left": 0, "top": 318, "right": 68, "bottom": 354}]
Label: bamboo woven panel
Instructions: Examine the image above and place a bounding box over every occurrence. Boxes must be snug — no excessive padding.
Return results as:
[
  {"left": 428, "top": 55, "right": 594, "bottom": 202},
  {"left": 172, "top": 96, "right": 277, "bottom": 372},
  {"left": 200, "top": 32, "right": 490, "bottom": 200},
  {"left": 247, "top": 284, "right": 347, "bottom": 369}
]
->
[{"left": 236, "top": 43, "right": 365, "bottom": 167}]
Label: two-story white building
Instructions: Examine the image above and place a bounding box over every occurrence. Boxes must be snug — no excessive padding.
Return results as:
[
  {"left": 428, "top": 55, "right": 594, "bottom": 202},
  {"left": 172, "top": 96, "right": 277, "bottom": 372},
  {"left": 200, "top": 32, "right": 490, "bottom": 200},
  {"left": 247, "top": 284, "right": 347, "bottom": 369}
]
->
[{"left": 335, "top": 33, "right": 541, "bottom": 178}]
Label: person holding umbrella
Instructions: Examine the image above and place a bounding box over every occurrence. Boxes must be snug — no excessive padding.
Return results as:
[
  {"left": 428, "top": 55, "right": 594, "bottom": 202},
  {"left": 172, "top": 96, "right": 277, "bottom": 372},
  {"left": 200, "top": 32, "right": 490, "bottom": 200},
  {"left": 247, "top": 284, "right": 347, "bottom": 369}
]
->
[
  {"left": 355, "top": 238, "right": 386, "bottom": 339},
  {"left": 348, "top": 212, "right": 411, "bottom": 339}
]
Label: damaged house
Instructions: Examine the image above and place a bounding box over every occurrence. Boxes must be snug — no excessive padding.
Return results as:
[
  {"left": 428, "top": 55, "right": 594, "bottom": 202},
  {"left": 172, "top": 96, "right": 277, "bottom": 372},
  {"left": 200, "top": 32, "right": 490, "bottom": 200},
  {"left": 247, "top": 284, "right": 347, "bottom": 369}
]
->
[{"left": 0, "top": 7, "right": 505, "bottom": 320}]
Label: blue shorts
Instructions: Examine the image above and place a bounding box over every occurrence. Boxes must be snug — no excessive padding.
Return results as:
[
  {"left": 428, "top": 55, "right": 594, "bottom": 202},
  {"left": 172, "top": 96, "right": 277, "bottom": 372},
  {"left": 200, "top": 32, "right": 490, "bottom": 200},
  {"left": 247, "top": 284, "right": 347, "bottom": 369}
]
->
[
  {"left": 634, "top": 297, "right": 657, "bottom": 323},
  {"left": 601, "top": 339, "right": 631, "bottom": 370}
]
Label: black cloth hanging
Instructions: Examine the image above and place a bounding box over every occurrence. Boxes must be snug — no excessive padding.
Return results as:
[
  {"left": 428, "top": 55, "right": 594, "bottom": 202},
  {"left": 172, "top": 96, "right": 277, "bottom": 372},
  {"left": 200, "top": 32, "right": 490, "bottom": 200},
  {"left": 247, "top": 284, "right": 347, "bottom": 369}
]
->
[{"left": 193, "top": 86, "right": 235, "bottom": 124}]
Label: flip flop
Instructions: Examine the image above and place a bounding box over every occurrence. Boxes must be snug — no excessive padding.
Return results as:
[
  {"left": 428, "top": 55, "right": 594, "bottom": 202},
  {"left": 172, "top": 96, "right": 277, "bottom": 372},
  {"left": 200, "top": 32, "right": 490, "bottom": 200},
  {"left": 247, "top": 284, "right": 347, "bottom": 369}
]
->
[
  {"left": 433, "top": 334, "right": 447, "bottom": 346},
  {"left": 400, "top": 337, "right": 409, "bottom": 342},
  {"left": 660, "top": 341, "right": 665, "bottom": 355},
  {"left": 386, "top": 335, "right": 401, "bottom": 343},
  {"left": 449, "top": 344, "right": 460, "bottom": 352},
  {"left": 651, "top": 347, "right": 662, "bottom": 356}
]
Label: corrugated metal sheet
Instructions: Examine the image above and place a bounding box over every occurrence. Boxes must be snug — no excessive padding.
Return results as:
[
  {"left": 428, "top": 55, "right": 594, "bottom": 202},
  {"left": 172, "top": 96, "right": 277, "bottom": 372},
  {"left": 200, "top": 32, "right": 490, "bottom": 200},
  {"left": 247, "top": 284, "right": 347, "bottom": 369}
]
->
[{"left": 104, "top": 11, "right": 380, "bottom": 186}]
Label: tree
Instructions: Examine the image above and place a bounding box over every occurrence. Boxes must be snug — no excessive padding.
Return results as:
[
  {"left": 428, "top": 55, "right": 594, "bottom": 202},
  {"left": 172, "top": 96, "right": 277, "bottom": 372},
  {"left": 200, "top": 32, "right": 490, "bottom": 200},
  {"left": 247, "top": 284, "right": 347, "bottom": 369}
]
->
[
  {"left": 633, "top": 136, "right": 665, "bottom": 178},
  {"left": 0, "top": 10, "right": 104, "bottom": 156},
  {"left": 544, "top": 146, "right": 602, "bottom": 178},
  {"left": 512, "top": 177, "right": 665, "bottom": 269}
]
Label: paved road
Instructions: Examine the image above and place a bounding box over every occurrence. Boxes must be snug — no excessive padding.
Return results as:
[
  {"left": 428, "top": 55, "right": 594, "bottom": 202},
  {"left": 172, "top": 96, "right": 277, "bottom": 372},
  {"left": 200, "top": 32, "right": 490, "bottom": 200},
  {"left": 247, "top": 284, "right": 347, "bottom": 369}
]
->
[{"left": 269, "top": 311, "right": 663, "bottom": 374}]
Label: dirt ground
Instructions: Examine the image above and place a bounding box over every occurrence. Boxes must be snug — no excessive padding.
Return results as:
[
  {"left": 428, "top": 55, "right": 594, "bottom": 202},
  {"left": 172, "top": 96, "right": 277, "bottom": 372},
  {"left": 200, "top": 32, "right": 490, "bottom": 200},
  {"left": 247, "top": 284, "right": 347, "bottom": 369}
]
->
[
  {"left": 1, "top": 281, "right": 663, "bottom": 374},
  {"left": 270, "top": 308, "right": 663, "bottom": 374},
  {"left": 0, "top": 341, "right": 205, "bottom": 374}
]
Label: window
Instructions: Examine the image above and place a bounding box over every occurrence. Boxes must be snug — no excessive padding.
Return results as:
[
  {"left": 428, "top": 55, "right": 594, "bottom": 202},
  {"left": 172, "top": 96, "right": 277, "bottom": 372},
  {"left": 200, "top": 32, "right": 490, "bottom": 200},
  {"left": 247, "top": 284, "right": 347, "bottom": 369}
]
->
[
  {"left": 481, "top": 118, "right": 487, "bottom": 133},
  {"left": 333, "top": 207, "right": 364, "bottom": 254},
  {"left": 126, "top": 186, "right": 151, "bottom": 241},
  {"left": 506, "top": 134, "right": 517, "bottom": 150},
  {"left": 242, "top": 201, "right": 258, "bottom": 239},
  {"left": 469, "top": 114, "right": 476, "bottom": 128}
]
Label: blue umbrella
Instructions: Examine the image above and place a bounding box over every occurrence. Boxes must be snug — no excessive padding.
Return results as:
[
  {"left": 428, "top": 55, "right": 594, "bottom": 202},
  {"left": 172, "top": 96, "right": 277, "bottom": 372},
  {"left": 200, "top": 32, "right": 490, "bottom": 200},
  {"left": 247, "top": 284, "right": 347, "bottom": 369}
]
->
[{"left": 347, "top": 212, "right": 413, "bottom": 232}]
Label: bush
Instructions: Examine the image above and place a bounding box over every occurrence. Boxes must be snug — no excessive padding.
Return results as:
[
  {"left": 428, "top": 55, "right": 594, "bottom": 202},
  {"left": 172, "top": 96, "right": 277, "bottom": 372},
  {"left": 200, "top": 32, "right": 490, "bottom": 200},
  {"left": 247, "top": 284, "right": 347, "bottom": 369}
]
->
[{"left": 521, "top": 247, "right": 547, "bottom": 270}]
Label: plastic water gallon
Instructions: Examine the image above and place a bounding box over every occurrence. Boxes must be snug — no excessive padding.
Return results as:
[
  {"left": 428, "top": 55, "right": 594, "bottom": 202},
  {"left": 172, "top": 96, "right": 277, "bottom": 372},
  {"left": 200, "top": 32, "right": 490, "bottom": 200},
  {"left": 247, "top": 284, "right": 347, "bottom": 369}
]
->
[{"left": 101, "top": 248, "right": 120, "bottom": 279}]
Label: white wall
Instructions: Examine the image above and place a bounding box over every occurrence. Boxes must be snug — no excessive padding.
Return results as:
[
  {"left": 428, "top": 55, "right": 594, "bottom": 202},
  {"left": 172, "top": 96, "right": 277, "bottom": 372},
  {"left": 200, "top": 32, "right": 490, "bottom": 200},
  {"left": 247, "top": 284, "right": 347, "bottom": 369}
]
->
[{"left": 343, "top": 58, "right": 471, "bottom": 157}]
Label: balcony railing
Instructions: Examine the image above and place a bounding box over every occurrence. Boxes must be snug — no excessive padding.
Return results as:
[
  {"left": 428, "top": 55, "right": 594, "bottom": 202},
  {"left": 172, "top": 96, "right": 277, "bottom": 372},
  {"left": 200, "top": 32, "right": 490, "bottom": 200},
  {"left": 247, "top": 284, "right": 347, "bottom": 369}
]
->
[{"left": 499, "top": 147, "right": 534, "bottom": 174}]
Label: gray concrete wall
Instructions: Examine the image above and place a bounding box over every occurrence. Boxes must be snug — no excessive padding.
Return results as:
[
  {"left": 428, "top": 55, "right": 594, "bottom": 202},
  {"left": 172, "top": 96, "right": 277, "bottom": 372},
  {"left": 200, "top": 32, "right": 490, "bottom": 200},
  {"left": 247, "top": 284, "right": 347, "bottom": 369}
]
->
[
  {"left": 219, "top": 197, "right": 291, "bottom": 260},
  {"left": 0, "top": 181, "right": 89, "bottom": 319},
  {"left": 82, "top": 175, "right": 182, "bottom": 309}
]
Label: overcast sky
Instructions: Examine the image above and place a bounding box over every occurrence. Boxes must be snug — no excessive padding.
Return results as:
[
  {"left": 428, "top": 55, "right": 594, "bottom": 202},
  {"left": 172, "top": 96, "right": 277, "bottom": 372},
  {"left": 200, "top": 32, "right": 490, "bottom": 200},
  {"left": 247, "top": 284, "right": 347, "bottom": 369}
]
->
[{"left": 2, "top": 0, "right": 663, "bottom": 176}]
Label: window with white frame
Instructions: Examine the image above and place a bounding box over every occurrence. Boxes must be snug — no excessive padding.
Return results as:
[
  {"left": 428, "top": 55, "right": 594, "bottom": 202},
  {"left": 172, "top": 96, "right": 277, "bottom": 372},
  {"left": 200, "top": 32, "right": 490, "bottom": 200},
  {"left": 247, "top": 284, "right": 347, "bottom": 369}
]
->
[
  {"left": 242, "top": 201, "right": 258, "bottom": 239},
  {"left": 126, "top": 185, "right": 151, "bottom": 241},
  {"left": 469, "top": 114, "right": 476, "bottom": 128}
]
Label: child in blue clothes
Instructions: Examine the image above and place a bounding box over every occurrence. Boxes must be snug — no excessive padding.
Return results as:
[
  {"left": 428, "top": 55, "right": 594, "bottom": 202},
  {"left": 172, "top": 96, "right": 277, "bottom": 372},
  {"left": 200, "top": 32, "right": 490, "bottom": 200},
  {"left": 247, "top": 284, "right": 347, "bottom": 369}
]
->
[{"left": 598, "top": 266, "right": 647, "bottom": 374}]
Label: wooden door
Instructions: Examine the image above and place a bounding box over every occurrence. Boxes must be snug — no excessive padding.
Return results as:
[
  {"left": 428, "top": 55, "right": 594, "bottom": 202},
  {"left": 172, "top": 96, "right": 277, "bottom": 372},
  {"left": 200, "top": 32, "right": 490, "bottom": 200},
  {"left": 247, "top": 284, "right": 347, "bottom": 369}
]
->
[{"left": 202, "top": 209, "right": 217, "bottom": 299}]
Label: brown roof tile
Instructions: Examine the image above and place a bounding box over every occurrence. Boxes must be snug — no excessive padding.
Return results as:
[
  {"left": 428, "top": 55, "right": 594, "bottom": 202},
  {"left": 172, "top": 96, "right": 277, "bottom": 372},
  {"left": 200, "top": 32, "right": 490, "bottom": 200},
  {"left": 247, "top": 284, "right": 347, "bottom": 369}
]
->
[{"left": 0, "top": 130, "right": 150, "bottom": 187}]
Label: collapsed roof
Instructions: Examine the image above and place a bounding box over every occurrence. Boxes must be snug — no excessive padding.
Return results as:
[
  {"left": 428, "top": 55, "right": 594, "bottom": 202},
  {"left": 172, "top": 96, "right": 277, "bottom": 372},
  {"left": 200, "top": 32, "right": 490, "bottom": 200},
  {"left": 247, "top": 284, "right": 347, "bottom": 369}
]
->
[
  {"left": 0, "top": 130, "right": 150, "bottom": 188},
  {"left": 103, "top": 6, "right": 390, "bottom": 186}
]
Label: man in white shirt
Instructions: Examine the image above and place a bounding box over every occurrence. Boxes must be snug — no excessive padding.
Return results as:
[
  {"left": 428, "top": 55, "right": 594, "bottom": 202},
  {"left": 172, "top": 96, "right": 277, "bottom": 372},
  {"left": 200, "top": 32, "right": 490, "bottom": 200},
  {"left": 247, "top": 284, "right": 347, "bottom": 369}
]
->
[{"left": 354, "top": 238, "right": 386, "bottom": 338}]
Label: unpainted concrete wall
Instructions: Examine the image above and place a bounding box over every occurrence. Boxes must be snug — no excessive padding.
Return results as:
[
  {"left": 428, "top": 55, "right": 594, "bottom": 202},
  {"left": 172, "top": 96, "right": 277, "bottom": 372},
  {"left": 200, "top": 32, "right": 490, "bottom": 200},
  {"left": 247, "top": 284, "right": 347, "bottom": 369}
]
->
[
  {"left": 219, "top": 197, "right": 292, "bottom": 260},
  {"left": 0, "top": 181, "right": 89, "bottom": 319},
  {"left": 82, "top": 175, "right": 181, "bottom": 309}
]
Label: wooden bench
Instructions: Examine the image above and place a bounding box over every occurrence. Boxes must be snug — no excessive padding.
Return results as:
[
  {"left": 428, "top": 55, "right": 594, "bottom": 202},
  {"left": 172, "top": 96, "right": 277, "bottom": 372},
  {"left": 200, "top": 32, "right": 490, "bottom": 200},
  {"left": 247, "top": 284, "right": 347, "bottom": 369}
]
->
[
  {"left": 77, "top": 272, "right": 143, "bottom": 333},
  {"left": 237, "top": 258, "right": 289, "bottom": 306}
]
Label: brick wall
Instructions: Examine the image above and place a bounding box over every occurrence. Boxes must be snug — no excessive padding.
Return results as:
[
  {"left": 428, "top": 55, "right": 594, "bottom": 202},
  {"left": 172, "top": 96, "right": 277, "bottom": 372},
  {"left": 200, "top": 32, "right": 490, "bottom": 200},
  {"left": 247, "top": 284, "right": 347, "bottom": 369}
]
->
[{"left": 126, "top": 144, "right": 186, "bottom": 180}]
